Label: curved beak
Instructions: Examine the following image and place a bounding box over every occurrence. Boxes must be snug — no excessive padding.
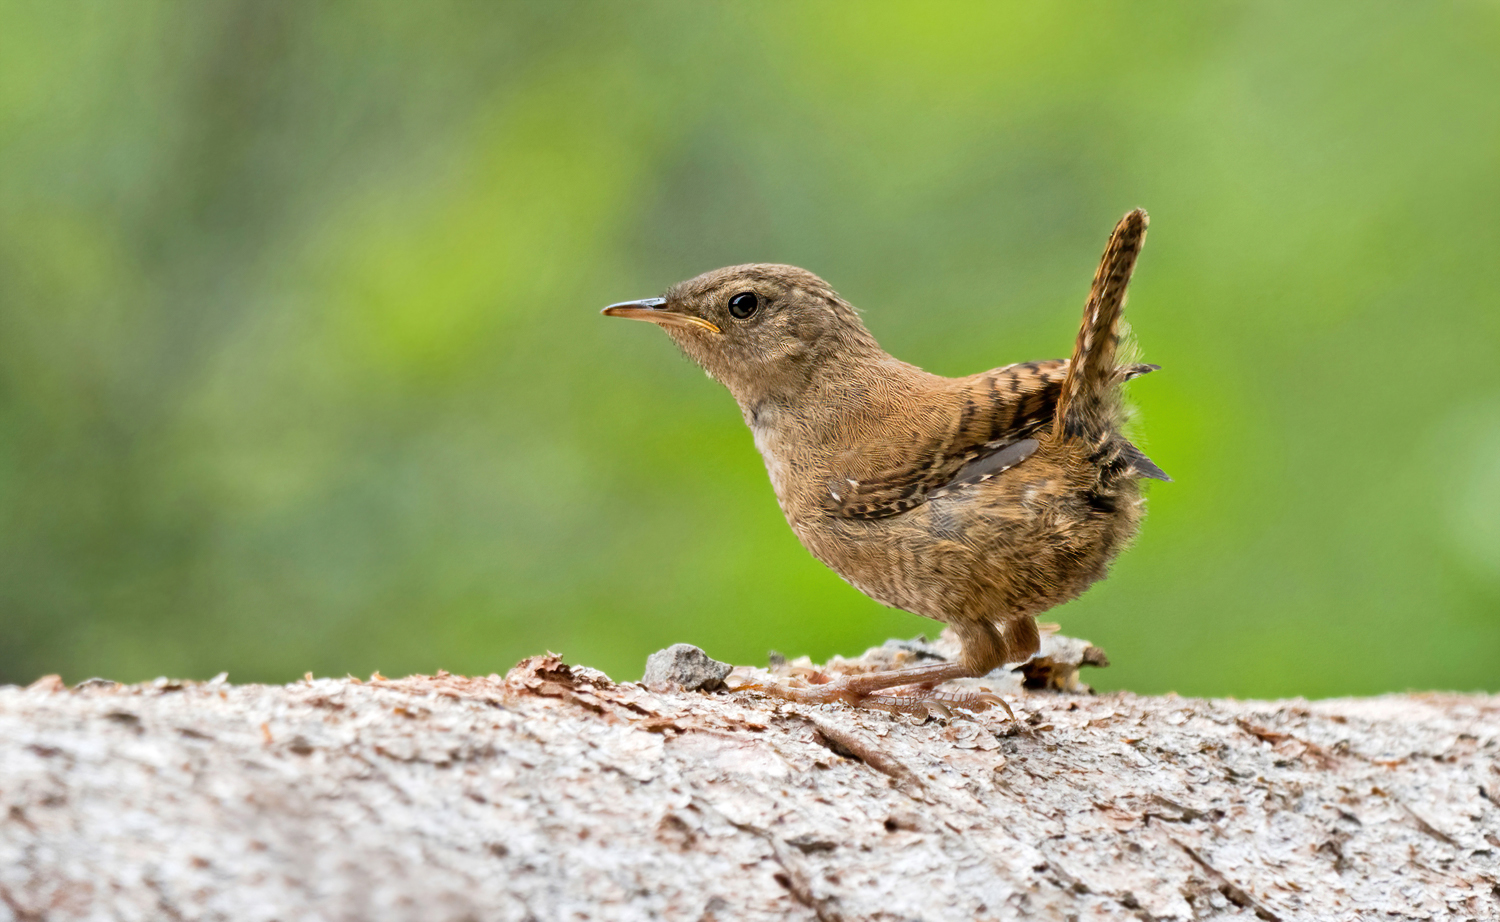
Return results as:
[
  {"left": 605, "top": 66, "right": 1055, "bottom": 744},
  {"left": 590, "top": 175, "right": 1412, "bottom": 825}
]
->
[{"left": 601, "top": 298, "right": 720, "bottom": 334}]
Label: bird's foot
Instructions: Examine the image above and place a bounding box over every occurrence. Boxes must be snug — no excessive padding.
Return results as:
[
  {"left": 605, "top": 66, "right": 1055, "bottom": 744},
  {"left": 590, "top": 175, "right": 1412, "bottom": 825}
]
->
[
  {"left": 860, "top": 686, "right": 1015, "bottom": 721},
  {"left": 736, "top": 660, "right": 1014, "bottom": 721}
]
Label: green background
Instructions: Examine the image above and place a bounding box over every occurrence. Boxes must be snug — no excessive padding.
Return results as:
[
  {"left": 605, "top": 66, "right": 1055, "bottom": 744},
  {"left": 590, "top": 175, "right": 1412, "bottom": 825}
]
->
[{"left": 2, "top": 1, "right": 1496, "bottom": 698}]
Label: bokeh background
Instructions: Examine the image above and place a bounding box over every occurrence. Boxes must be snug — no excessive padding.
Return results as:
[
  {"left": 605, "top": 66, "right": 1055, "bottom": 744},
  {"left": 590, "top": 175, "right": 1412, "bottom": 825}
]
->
[{"left": 2, "top": 1, "right": 1497, "bottom": 698}]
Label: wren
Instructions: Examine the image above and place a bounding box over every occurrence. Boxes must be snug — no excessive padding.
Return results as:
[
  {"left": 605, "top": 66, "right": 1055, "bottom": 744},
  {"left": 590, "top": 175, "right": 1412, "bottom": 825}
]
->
[{"left": 603, "top": 210, "right": 1166, "bottom": 713}]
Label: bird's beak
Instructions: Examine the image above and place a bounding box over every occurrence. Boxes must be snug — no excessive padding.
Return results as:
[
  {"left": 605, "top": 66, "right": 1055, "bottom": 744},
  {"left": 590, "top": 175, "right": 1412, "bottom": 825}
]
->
[{"left": 601, "top": 298, "right": 721, "bottom": 334}]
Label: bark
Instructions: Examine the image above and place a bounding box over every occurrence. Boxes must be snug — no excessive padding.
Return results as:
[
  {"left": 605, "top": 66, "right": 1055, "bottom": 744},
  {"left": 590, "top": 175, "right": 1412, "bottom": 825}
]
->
[{"left": 0, "top": 639, "right": 1496, "bottom": 922}]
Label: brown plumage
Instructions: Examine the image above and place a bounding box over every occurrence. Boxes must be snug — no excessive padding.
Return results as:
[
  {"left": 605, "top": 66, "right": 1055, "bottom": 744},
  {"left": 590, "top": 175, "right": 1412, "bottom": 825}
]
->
[{"left": 603, "top": 209, "right": 1166, "bottom": 712}]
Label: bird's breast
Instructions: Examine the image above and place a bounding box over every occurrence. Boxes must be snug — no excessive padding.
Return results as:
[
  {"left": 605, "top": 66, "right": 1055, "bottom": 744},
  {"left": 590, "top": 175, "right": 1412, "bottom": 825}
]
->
[
  {"left": 750, "top": 428, "right": 810, "bottom": 519},
  {"left": 747, "top": 411, "right": 833, "bottom": 529},
  {"left": 750, "top": 423, "right": 793, "bottom": 506}
]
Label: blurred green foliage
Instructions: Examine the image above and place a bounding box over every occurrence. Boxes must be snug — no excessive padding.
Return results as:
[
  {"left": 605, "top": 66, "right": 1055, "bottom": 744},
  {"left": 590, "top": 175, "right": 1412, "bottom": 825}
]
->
[{"left": 1, "top": 1, "right": 1496, "bottom": 697}]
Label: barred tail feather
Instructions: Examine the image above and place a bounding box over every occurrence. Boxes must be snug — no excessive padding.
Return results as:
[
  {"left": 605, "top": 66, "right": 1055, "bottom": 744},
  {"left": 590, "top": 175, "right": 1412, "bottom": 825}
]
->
[{"left": 1053, "top": 209, "right": 1149, "bottom": 442}]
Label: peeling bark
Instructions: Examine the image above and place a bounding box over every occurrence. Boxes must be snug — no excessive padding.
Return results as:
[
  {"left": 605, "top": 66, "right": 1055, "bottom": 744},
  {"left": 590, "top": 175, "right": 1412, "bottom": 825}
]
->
[{"left": 1, "top": 645, "right": 1497, "bottom": 922}]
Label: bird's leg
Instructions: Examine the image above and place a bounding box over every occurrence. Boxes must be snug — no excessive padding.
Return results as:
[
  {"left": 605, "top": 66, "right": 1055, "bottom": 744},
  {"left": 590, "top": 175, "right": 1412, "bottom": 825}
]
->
[{"left": 741, "top": 660, "right": 1014, "bottom": 720}]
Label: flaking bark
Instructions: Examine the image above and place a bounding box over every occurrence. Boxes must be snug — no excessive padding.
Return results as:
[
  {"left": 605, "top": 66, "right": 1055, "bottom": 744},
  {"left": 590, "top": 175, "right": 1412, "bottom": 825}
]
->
[{"left": 1, "top": 648, "right": 1496, "bottom": 922}]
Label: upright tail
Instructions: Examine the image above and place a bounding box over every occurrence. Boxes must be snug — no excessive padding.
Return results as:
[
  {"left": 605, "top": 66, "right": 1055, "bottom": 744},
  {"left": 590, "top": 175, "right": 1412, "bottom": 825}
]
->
[{"left": 1052, "top": 209, "right": 1149, "bottom": 443}]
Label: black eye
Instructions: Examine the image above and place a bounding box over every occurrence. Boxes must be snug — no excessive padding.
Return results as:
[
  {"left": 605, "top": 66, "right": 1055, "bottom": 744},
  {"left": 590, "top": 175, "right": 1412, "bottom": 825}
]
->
[{"left": 727, "top": 291, "right": 759, "bottom": 319}]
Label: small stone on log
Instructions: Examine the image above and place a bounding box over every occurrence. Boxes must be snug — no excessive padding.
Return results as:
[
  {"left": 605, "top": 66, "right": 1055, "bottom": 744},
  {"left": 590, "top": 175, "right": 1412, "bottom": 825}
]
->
[{"left": 643, "top": 644, "right": 732, "bottom": 693}]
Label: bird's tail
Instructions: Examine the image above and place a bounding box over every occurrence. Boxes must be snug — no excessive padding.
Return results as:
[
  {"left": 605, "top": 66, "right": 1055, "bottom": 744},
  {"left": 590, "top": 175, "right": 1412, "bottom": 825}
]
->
[{"left": 1052, "top": 209, "right": 1149, "bottom": 444}]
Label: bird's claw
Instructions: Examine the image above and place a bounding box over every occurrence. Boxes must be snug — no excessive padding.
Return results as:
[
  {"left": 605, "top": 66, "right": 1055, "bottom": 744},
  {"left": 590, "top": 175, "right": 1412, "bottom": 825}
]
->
[{"left": 737, "top": 675, "right": 1014, "bottom": 722}]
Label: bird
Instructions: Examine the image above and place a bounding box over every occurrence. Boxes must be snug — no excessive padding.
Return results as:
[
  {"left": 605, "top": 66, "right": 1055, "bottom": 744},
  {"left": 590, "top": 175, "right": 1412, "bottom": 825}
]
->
[{"left": 602, "top": 209, "right": 1167, "bottom": 714}]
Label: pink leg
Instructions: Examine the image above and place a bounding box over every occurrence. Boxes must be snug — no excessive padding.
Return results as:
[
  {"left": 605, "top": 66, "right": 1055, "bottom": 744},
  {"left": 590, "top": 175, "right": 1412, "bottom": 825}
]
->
[{"left": 740, "top": 660, "right": 1014, "bottom": 720}]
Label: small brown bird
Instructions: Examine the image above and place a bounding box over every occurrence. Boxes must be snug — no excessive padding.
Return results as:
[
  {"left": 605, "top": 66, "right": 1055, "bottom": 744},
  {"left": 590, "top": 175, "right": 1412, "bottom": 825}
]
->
[{"left": 604, "top": 210, "right": 1166, "bottom": 713}]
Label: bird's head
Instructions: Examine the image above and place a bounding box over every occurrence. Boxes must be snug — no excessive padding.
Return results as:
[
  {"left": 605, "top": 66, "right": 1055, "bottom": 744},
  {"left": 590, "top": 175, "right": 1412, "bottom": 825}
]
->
[{"left": 602, "top": 264, "right": 881, "bottom": 408}]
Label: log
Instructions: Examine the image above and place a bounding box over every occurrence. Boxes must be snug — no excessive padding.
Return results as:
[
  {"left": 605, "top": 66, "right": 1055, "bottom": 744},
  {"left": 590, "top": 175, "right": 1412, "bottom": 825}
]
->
[{"left": 1, "top": 639, "right": 1497, "bottom": 921}]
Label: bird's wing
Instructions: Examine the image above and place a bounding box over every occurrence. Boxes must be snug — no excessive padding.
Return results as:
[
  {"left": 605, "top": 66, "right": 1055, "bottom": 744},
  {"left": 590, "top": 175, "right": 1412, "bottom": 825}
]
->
[
  {"left": 823, "top": 361, "right": 1062, "bottom": 520},
  {"left": 822, "top": 361, "right": 1162, "bottom": 520}
]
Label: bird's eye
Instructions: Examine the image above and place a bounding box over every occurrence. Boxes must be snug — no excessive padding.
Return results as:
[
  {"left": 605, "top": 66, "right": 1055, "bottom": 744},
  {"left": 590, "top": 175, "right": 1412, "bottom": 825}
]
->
[{"left": 727, "top": 291, "right": 759, "bottom": 319}]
